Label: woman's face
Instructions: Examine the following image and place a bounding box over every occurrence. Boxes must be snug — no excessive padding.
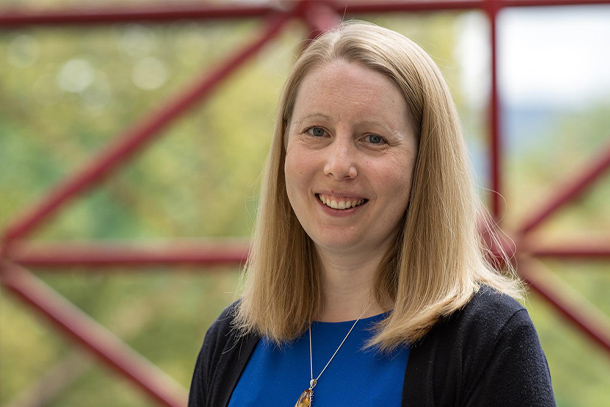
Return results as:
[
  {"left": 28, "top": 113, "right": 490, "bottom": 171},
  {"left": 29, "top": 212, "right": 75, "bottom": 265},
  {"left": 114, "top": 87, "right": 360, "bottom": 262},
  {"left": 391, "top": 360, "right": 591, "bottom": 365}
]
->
[{"left": 284, "top": 59, "right": 418, "bottom": 257}]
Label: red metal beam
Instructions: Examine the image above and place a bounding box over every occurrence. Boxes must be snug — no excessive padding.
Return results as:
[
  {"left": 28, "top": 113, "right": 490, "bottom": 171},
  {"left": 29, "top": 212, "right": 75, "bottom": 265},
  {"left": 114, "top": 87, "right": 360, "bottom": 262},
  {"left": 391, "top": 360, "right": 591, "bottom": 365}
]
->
[
  {"left": 519, "top": 138, "right": 610, "bottom": 234},
  {"left": 526, "top": 241, "right": 610, "bottom": 260},
  {"left": 1, "top": 11, "right": 294, "bottom": 247},
  {"left": 331, "top": 0, "right": 481, "bottom": 13},
  {"left": 478, "top": 214, "right": 518, "bottom": 270},
  {"left": 1, "top": 0, "right": 609, "bottom": 401},
  {"left": 9, "top": 241, "right": 249, "bottom": 269},
  {"left": 303, "top": 0, "right": 342, "bottom": 41},
  {"left": 486, "top": 0, "right": 503, "bottom": 220},
  {"left": 0, "top": 264, "right": 188, "bottom": 407},
  {"left": 6, "top": 220, "right": 548, "bottom": 270},
  {"left": 518, "top": 258, "right": 610, "bottom": 356},
  {"left": 0, "top": 2, "right": 281, "bottom": 28},
  {"left": 3, "top": 0, "right": 610, "bottom": 29},
  {"left": 324, "top": 0, "right": 610, "bottom": 13},
  {"left": 502, "top": 0, "right": 610, "bottom": 7}
]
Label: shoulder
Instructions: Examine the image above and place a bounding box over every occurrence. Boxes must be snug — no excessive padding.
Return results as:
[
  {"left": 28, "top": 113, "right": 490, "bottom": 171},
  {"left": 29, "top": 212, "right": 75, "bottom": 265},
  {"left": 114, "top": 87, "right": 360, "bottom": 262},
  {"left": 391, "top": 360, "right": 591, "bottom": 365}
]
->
[
  {"left": 435, "top": 286, "right": 537, "bottom": 367},
  {"left": 451, "top": 287, "right": 555, "bottom": 405},
  {"left": 189, "top": 301, "right": 259, "bottom": 407},
  {"left": 202, "top": 301, "right": 240, "bottom": 353},
  {"left": 404, "top": 286, "right": 555, "bottom": 406},
  {"left": 448, "top": 285, "right": 528, "bottom": 340},
  {"left": 198, "top": 300, "right": 258, "bottom": 375},
  {"left": 189, "top": 302, "right": 238, "bottom": 388},
  {"left": 408, "top": 285, "right": 529, "bottom": 367}
]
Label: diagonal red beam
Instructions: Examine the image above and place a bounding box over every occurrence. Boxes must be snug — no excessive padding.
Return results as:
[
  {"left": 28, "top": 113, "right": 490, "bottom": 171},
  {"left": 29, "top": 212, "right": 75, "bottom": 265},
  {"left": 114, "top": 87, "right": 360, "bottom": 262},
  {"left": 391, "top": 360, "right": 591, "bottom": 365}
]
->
[
  {"left": 1, "top": 10, "right": 295, "bottom": 246},
  {"left": 9, "top": 240, "right": 249, "bottom": 269},
  {"left": 519, "top": 137, "right": 610, "bottom": 234},
  {"left": 0, "top": 2, "right": 280, "bottom": 28},
  {"left": 0, "top": 264, "right": 188, "bottom": 407},
  {"left": 518, "top": 258, "right": 610, "bottom": 357}
]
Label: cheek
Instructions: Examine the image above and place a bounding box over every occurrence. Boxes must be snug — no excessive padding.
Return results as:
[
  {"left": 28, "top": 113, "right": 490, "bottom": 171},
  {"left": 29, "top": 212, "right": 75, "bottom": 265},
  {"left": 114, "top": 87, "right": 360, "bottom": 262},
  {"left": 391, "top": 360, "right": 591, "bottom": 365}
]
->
[
  {"left": 380, "top": 157, "right": 416, "bottom": 205},
  {"left": 284, "top": 150, "right": 309, "bottom": 204},
  {"left": 285, "top": 145, "right": 318, "bottom": 180}
]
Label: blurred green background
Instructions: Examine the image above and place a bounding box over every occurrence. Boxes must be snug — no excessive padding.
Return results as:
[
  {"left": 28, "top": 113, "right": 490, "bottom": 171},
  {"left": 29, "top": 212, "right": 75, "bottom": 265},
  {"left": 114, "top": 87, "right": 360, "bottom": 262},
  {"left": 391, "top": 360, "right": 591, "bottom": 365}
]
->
[{"left": 1, "top": 2, "right": 610, "bottom": 406}]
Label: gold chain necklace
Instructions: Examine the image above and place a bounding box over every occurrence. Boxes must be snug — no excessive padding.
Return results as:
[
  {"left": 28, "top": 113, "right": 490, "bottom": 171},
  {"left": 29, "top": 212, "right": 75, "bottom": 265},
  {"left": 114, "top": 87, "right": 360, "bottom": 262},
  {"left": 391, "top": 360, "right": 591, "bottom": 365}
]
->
[{"left": 294, "top": 302, "right": 374, "bottom": 407}]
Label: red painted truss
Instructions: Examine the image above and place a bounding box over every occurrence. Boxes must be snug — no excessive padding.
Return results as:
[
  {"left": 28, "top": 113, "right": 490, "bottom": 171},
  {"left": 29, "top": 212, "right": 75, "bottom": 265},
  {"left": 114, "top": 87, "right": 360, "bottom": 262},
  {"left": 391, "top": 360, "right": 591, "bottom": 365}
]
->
[{"left": 1, "top": 1, "right": 610, "bottom": 406}]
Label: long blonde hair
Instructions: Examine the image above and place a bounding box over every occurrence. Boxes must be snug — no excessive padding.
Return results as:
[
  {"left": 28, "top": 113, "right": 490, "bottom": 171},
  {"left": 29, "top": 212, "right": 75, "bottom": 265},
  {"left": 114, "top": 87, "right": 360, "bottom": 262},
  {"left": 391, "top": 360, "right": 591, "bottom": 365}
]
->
[{"left": 234, "top": 21, "right": 521, "bottom": 350}]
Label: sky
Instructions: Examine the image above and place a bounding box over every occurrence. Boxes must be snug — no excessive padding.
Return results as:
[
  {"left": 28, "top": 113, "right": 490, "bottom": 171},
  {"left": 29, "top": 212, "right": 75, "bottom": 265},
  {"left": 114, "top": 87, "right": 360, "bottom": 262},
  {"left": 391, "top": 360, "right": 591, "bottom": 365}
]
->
[{"left": 457, "top": 5, "right": 610, "bottom": 109}]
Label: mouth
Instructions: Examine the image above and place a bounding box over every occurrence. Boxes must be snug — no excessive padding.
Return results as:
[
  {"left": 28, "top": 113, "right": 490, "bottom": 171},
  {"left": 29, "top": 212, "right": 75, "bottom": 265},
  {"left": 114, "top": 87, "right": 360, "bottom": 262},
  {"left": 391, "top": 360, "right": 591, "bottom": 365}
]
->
[{"left": 316, "top": 193, "right": 368, "bottom": 210}]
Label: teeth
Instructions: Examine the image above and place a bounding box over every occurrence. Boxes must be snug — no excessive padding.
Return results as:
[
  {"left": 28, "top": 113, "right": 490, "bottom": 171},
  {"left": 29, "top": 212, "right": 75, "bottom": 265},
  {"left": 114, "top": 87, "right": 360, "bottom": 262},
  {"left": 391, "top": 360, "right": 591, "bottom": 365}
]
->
[{"left": 318, "top": 195, "right": 365, "bottom": 210}]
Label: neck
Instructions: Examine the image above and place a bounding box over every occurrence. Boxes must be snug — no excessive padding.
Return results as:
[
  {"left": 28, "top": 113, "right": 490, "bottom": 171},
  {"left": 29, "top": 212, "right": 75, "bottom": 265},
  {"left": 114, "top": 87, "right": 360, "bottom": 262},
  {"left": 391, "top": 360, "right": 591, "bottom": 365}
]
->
[{"left": 315, "top": 247, "right": 387, "bottom": 322}]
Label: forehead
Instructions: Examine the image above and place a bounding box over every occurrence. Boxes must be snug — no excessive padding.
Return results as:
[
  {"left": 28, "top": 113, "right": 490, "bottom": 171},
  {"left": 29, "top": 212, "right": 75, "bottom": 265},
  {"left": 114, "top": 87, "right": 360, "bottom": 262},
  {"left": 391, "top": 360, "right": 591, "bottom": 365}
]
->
[{"left": 291, "top": 59, "right": 410, "bottom": 128}]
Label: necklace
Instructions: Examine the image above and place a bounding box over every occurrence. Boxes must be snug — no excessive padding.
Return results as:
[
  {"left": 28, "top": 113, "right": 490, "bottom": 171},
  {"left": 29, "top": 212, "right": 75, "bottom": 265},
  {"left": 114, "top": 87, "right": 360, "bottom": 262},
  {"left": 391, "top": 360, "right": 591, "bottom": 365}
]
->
[{"left": 294, "top": 302, "right": 374, "bottom": 407}]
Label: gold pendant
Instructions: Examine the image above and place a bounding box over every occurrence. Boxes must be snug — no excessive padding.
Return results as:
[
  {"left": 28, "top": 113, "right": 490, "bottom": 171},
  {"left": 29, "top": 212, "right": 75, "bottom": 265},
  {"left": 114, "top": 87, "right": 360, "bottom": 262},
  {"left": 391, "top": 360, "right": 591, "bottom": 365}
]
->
[{"left": 294, "top": 388, "right": 313, "bottom": 407}]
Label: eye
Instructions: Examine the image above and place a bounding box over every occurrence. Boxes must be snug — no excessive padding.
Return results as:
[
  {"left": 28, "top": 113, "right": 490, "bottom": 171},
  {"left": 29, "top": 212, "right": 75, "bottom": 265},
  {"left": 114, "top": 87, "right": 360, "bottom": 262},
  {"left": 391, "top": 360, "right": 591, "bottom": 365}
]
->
[
  {"left": 306, "top": 127, "right": 327, "bottom": 137},
  {"left": 364, "top": 134, "right": 385, "bottom": 145}
]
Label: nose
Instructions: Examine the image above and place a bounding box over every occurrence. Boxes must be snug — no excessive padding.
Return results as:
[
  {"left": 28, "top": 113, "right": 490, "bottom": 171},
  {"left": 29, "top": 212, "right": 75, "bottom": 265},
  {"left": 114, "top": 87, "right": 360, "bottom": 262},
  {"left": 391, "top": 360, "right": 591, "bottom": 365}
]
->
[{"left": 323, "top": 137, "right": 358, "bottom": 180}]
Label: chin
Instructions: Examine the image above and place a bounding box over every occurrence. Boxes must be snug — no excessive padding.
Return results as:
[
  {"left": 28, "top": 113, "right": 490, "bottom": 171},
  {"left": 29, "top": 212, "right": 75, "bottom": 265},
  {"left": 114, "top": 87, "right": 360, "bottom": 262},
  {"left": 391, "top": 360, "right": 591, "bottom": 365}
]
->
[{"left": 313, "top": 237, "right": 366, "bottom": 253}]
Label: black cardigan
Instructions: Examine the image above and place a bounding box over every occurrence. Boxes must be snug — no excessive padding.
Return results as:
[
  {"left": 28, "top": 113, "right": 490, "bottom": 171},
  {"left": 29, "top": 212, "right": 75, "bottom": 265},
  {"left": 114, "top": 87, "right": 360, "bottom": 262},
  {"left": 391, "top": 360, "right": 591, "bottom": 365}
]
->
[{"left": 188, "top": 288, "right": 556, "bottom": 407}]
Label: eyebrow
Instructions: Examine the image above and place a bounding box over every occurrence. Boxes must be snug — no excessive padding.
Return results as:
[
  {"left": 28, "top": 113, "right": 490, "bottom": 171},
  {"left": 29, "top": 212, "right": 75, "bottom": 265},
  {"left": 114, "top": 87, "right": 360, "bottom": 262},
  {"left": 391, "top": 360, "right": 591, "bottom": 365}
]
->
[
  {"left": 358, "top": 120, "right": 397, "bottom": 133},
  {"left": 291, "top": 113, "right": 332, "bottom": 128}
]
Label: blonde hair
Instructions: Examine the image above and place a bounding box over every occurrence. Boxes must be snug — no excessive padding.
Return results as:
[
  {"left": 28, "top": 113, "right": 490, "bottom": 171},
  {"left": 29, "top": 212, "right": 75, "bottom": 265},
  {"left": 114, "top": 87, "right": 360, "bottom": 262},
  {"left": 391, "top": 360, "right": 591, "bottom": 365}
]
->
[{"left": 235, "top": 21, "right": 522, "bottom": 350}]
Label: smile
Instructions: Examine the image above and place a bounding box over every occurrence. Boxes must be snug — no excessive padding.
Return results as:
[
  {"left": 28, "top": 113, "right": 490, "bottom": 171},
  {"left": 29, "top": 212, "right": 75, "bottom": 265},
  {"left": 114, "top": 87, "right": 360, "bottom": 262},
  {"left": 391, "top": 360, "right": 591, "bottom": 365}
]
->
[{"left": 316, "top": 193, "right": 368, "bottom": 210}]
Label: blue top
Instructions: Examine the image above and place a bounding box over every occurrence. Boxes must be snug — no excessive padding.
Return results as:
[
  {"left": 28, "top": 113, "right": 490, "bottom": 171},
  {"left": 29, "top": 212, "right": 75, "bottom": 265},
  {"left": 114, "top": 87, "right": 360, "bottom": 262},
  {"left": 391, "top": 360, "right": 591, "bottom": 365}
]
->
[{"left": 228, "top": 313, "right": 410, "bottom": 407}]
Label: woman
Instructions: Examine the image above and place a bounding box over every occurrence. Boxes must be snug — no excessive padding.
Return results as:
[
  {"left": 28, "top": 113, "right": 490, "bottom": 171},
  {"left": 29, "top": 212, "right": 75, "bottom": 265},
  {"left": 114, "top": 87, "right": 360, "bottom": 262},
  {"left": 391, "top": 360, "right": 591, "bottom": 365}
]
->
[{"left": 188, "top": 22, "right": 556, "bottom": 407}]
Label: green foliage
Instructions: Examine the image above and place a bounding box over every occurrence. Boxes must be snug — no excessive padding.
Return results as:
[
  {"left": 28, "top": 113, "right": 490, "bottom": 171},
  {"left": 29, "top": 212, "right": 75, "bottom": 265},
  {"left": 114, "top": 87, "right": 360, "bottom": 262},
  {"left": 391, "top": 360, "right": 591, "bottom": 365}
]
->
[
  {"left": 0, "top": 18, "right": 285, "bottom": 406},
  {"left": 526, "top": 268, "right": 610, "bottom": 407},
  {"left": 1, "top": 10, "right": 609, "bottom": 407},
  {"left": 506, "top": 102, "right": 610, "bottom": 231},
  {"left": 505, "top": 103, "right": 610, "bottom": 405},
  {"left": 1, "top": 270, "right": 241, "bottom": 406}
]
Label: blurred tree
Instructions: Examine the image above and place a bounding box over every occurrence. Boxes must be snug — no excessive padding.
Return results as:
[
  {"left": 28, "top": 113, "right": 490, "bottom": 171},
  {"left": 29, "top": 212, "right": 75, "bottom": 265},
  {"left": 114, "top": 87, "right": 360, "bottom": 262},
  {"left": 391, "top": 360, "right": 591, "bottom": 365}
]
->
[{"left": 1, "top": 6, "right": 609, "bottom": 407}]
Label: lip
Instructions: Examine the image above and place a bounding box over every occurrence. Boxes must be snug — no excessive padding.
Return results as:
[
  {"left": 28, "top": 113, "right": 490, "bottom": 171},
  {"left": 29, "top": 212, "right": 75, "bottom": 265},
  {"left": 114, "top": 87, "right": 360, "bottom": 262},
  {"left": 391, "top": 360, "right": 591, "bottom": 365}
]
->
[
  {"left": 316, "top": 190, "right": 367, "bottom": 200},
  {"left": 315, "top": 192, "right": 368, "bottom": 216}
]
